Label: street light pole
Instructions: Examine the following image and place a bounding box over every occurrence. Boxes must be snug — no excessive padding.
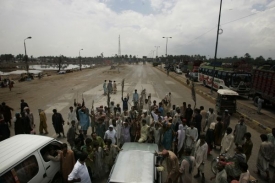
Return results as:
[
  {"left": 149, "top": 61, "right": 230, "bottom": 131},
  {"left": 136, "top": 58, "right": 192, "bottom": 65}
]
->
[
  {"left": 211, "top": 0, "right": 223, "bottom": 94},
  {"left": 24, "top": 37, "right": 32, "bottom": 73},
  {"left": 162, "top": 37, "right": 172, "bottom": 62},
  {"left": 155, "top": 46, "right": 160, "bottom": 57},
  {"left": 79, "top": 49, "right": 83, "bottom": 71}
]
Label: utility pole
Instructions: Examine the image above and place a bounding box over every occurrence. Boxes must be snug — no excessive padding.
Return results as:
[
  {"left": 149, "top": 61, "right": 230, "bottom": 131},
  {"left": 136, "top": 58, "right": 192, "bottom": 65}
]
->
[
  {"left": 211, "top": 0, "right": 223, "bottom": 94},
  {"left": 24, "top": 37, "right": 32, "bottom": 73},
  {"left": 162, "top": 37, "right": 172, "bottom": 63},
  {"left": 155, "top": 46, "right": 160, "bottom": 57},
  {"left": 79, "top": 49, "right": 83, "bottom": 71},
  {"left": 118, "top": 35, "right": 121, "bottom": 57}
]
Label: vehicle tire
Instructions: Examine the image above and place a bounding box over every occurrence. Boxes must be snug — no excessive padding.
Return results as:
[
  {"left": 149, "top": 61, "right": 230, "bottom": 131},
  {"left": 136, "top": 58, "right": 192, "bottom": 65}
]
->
[
  {"left": 211, "top": 159, "right": 218, "bottom": 175},
  {"left": 51, "top": 172, "right": 62, "bottom": 183},
  {"left": 203, "top": 80, "right": 206, "bottom": 87}
]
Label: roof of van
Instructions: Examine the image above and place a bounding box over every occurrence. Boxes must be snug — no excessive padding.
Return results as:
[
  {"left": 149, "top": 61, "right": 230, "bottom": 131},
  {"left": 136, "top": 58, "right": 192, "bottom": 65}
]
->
[
  {"left": 109, "top": 143, "right": 158, "bottom": 183},
  {"left": 217, "top": 89, "right": 239, "bottom": 96},
  {"left": 0, "top": 135, "right": 55, "bottom": 175}
]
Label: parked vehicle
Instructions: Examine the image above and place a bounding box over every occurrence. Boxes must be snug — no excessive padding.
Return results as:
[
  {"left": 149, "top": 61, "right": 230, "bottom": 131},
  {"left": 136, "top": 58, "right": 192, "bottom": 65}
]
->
[
  {"left": 186, "top": 72, "right": 198, "bottom": 82},
  {"left": 58, "top": 70, "right": 66, "bottom": 74},
  {"left": 251, "top": 64, "right": 275, "bottom": 107},
  {"left": 107, "top": 142, "right": 162, "bottom": 183},
  {"left": 0, "top": 135, "right": 62, "bottom": 183},
  {"left": 198, "top": 61, "right": 252, "bottom": 96},
  {"left": 175, "top": 68, "right": 182, "bottom": 74},
  {"left": 216, "top": 89, "right": 238, "bottom": 115}
]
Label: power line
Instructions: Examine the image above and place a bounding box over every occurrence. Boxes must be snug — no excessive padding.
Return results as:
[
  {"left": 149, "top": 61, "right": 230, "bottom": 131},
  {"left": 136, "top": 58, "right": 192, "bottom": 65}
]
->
[{"left": 185, "top": 5, "right": 275, "bottom": 44}]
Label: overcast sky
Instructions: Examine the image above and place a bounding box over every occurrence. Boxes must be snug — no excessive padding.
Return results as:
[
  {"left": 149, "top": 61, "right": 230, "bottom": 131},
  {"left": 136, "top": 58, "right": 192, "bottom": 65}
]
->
[{"left": 0, "top": 0, "right": 274, "bottom": 59}]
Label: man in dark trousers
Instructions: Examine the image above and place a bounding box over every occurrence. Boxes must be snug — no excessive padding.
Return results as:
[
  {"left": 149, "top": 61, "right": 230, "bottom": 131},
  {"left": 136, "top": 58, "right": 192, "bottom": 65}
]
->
[
  {"left": 185, "top": 104, "right": 193, "bottom": 126},
  {"left": 193, "top": 108, "right": 202, "bottom": 138},
  {"left": 52, "top": 109, "right": 66, "bottom": 138},
  {"left": 20, "top": 99, "right": 29, "bottom": 114}
]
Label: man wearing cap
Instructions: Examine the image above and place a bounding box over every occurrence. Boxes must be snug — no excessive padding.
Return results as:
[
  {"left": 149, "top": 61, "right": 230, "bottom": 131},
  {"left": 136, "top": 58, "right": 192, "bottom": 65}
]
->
[
  {"left": 104, "top": 125, "right": 117, "bottom": 145},
  {"left": 132, "top": 89, "right": 139, "bottom": 108}
]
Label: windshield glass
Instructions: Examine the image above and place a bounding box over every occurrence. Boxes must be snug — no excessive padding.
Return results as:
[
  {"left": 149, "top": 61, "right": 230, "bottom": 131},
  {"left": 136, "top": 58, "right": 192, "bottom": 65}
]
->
[
  {"left": 220, "top": 95, "right": 236, "bottom": 105},
  {"left": 232, "top": 73, "right": 251, "bottom": 85}
]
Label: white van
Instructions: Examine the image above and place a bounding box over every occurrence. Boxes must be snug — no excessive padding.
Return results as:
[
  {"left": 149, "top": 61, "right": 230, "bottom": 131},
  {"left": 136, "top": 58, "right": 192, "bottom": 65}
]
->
[
  {"left": 107, "top": 142, "right": 162, "bottom": 183},
  {"left": 0, "top": 135, "right": 62, "bottom": 183}
]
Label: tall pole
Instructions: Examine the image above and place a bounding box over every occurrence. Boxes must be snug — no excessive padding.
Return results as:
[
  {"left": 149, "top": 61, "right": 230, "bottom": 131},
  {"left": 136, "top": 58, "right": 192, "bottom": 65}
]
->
[
  {"left": 155, "top": 46, "right": 160, "bottom": 57},
  {"left": 24, "top": 37, "right": 32, "bottom": 73},
  {"left": 162, "top": 37, "right": 172, "bottom": 62},
  {"left": 211, "top": 0, "right": 223, "bottom": 93},
  {"left": 79, "top": 49, "right": 83, "bottom": 71}
]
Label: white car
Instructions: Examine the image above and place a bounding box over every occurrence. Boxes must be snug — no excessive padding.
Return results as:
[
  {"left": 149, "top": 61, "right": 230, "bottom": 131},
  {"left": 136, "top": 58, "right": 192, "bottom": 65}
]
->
[
  {"left": 58, "top": 70, "right": 66, "bottom": 74},
  {"left": 175, "top": 68, "right": 182, "bottom": 74}
]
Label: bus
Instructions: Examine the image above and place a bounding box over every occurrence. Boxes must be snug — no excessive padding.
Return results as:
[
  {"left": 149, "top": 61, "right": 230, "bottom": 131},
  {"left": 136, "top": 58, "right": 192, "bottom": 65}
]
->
[{"left": 198, "top": 65, "right": 252, "bottom": 96}]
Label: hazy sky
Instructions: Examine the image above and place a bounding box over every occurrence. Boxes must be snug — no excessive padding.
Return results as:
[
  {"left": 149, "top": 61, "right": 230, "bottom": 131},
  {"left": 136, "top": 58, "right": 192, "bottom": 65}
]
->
[{"left": 0, "top": 0, "right": 274, "bottom": 59}]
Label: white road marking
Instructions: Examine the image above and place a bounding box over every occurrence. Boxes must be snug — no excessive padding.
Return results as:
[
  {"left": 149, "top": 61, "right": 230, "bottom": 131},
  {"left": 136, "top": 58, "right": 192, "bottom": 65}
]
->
[
  {"left": 58, "top": 93, "right": 75, "bottom": 101},
  {"left": 44, "top": 102, "right": 70, "bottom": 114}
]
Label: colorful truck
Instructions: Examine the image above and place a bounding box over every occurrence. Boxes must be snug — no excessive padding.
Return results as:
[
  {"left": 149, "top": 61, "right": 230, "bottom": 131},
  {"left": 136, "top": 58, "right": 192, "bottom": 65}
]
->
[{"left": 251, "top": 64, "right": 275, "bottom": 106}]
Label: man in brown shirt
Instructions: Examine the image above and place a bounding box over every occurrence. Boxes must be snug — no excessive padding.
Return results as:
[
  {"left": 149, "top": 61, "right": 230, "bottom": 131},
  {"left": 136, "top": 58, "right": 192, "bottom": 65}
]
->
[{"left": 159, "top": 149, "right": 179, "bottom": 183}]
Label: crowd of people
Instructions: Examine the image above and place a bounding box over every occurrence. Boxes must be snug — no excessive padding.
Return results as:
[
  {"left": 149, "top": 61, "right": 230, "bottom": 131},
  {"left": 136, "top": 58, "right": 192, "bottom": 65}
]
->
[{"left": 1, "top": 87, "right": 275, "bottom": 183}]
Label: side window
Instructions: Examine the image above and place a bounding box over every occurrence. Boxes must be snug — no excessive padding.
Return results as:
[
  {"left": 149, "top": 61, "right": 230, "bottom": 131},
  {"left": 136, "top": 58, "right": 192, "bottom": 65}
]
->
[
  {"left": 0, "top": 171, "right": 16, "bottom": 183},
  {"left": 14, "top": 155, "right": 39, "bottom": 183},
  {"left": 0, "top": 156, "right": 39, "bottom": 183}
]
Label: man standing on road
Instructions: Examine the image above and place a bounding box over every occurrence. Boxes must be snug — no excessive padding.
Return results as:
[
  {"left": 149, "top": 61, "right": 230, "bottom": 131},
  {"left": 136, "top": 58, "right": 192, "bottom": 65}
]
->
[
  {"left": 39, "top": 109, "right": 48, "bottom": 135},
  {"left": 1, "top": 102, "right": 13, "bottom": 127},
  {"left": 52, "top": 109, "right": 66, "bottom": 138},
  {"left": 132, "top": 89, "right": 139, "bottom": 108},
  {"left": 256, "top": 134, "right": 275, "bottom": 181},
  {"left": 257, "top": 96, "right": 264, "bottom": 114},
  {"left": 68, "top": 106, "right": 77, "bottom": 125},
  {"left": 78, "top": 106, "right": 90, "bottom": 137},
  {"left": 210, "top": 162, "right": 227, "bottom": 183},
  {"left": 176, "top": 148, "right": 195, "bottom": 183},
  {"left": 104, "top": 125, "right": 116, "bottom": 145},
  {"left": 194, "top": 108, "right": 202, "bottom": 138},
  {"left": 234, "top": 117, "right": 247, "bottom": 146},
  {"left": 194, "top": 134, "right": 208, "bottom": 183},
  {"left": 185, "top": 104, "right": 193, "bottom": 126},
  {"left": 220, "top": 127, "right": 234, "bottom": 154},
  {"left": 222, "top": 109, "right": 230, "bottom": 134},
  {"left": 103, "top": 80, "right": 107, "bottom": 95},
  {"left": 20, "top": 99, "right": 29, "bottom": 114},
  {"left": 242, "top": 132, "right": 253, "bottom": 162},
  {"left": 68, "top": 152, "right": 91, "bottom": 183},
  {"left": 204, "top": 108, "right": 216, "bottom": 131},
  {"left": 158, "top": 149, "right": 179, "bottom": 183},
  {"left": 200, "top": 106, "right": 207, "bottom": 132},
  {"left": 185, "top": 122, "right": 198, "bottom": 151},
  {"left": 60, "top": 143, "right": 75, "bottom": 183},
  {"left": 107, "top": 80, "right": 113, "bottom": 94}
]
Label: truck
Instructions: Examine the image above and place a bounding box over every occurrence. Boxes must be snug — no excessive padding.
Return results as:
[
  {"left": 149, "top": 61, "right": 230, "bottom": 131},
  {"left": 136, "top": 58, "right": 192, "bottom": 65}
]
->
[{"left": 251, "top": 64, "right": 275, "bottom": 106}]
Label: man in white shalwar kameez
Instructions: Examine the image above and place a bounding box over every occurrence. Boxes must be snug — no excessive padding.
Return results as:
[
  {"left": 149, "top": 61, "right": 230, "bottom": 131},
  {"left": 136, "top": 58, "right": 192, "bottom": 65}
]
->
[
  {"left": 104, "top": 125, "right": 116, "bottom": 145},
  {"left": 177, "top": 124, "right": 185, "bottom": 156},
  {"left": 194, "top": 134, "right": 208, "bottom": 183},
  {"left": 220, "top": 127, "right": 234, "bottom": 154},
  {"left": 205, "top": 108, "right": 216, "bottom": 131},
  {"left": 115, "top": 116, "right": 122, "bottom": 147},
  {"left": 138, "top": 119, "right": 150, "bottom": 143},
  {"left": 185, "top": 123, "right": 198, "bottom": 150}
]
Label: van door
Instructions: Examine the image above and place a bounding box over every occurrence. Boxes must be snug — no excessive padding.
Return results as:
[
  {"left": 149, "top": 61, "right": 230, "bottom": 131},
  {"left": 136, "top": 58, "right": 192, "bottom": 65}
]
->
[
  {"left": 0, "top": 153, "right": 51, "bottom": 183},
  {"left": 38, "top": 141, "right": 62, "bottom": 182}
]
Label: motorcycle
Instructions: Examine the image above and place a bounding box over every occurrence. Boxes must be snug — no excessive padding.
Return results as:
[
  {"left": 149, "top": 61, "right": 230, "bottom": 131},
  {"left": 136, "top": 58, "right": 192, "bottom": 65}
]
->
[{"left": 211, "top": 154, "right": 258, "bottom": 183}]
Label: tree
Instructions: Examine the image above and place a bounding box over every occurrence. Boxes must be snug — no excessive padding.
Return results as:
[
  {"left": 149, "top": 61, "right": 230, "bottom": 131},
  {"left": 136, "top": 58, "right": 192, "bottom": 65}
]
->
[{"left": 16, "top": 54, "right": 24, "bottom": 60}]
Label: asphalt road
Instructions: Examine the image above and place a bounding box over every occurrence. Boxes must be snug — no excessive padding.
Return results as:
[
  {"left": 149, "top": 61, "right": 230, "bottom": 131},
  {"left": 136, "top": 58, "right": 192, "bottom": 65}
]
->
[{"left": 1, "top": 63, "right": 273, "bottom": 183}]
